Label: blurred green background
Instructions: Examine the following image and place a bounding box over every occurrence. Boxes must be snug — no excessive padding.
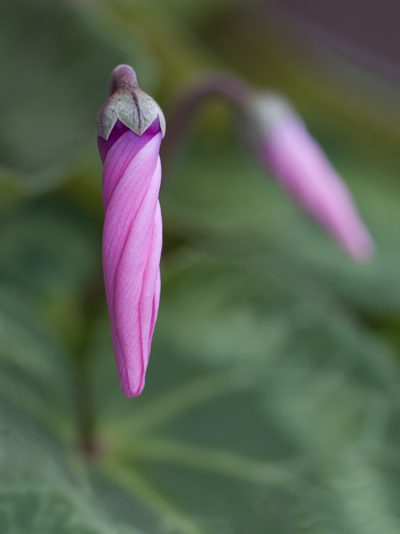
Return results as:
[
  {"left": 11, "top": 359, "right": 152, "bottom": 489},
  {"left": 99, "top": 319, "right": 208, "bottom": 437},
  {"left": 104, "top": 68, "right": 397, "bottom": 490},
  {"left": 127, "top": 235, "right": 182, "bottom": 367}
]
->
[{"left": 1, "top": 1, "right": 400, "bottom": 532}]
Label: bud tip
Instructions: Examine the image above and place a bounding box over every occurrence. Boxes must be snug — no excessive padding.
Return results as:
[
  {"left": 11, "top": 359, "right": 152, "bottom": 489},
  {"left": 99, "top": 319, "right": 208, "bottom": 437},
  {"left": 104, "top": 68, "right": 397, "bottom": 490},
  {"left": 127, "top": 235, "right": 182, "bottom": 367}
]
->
[{"left": 96, "top": 64, "right": 166, "bottom": 141}]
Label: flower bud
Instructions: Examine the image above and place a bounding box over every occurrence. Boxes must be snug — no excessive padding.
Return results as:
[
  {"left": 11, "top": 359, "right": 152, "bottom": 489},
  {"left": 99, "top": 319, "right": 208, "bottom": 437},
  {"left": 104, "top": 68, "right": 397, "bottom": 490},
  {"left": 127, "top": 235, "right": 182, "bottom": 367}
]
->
[
  {"left": 97, "top": 65, "right": 165, "bottom": 397},
  {"left": 246, "top": 93, "right": 373, "bottom": 260}
]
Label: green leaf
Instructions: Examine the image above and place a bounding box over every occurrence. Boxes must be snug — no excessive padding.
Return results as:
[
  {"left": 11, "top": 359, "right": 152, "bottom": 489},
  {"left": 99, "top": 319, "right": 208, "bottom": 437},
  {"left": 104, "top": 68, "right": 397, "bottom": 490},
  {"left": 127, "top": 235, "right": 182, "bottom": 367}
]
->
[
  {"left": 85, "top": 254, "right": 400, "bottom": 533},
  {"left": 0, "top": 197, "right": 100, "bottom": 344},
  {"left": 0, "top": 289, "right": 104, "bottom": 532}
]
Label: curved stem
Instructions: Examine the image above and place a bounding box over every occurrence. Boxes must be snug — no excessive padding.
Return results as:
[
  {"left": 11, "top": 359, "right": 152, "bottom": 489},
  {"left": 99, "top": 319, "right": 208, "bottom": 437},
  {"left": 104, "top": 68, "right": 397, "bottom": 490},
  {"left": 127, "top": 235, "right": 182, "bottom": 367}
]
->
[{"left": 161, "top": 73, "right": 251, "bottom": 175}]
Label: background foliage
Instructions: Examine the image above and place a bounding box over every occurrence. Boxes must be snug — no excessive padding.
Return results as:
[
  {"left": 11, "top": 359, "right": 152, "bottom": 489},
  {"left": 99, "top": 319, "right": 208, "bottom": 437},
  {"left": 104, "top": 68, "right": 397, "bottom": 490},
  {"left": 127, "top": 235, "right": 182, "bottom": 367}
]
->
[{"left": 1, "top": 0, "right": 400, "bottom": 532}]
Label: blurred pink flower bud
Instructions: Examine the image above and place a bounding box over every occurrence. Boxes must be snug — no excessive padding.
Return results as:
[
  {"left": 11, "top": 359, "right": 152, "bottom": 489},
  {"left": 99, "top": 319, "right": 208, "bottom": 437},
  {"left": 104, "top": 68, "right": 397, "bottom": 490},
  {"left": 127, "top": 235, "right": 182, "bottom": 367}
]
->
[
  {"left": 97, "top": 65, "right": 165, "bottom": 397},
  {"left": 249, "top": 95, "right": 374, "bottom": 260}
]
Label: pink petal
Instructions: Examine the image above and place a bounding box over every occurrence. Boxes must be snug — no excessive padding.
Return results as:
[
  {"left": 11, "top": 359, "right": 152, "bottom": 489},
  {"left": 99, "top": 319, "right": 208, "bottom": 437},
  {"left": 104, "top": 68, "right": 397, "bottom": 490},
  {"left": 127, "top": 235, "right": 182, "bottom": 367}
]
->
[
  {"left": 262, "top": 116, "right": 373, "bottom": 260},
  {"left": 102, "top": 129, "right": 163, "bottom": 397}
]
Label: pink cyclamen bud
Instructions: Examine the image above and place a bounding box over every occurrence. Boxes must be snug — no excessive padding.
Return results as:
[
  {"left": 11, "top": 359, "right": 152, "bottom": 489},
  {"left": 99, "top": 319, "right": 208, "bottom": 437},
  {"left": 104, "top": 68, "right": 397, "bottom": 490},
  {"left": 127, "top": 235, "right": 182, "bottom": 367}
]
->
[
  {"left": 97, "top": 65, "right": 166, "bottom": 397},
  {"left": 248, "top": 95, "right": 373, "bottom": 260}
]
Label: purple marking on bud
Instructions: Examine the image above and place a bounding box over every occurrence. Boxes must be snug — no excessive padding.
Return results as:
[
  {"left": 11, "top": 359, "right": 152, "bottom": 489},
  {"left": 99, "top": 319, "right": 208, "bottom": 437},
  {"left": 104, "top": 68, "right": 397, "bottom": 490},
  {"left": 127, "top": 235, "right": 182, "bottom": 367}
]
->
[{"left": 97, "top": 65, "right": 165, "bottom": 397}]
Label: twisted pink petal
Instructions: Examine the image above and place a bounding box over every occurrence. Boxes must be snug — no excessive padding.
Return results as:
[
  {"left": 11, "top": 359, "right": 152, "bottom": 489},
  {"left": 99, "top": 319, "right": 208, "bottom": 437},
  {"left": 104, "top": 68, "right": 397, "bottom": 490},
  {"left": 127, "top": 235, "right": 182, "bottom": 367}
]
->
[
  {"left": 100, "top": 121, "right": 162, "bottom": 397},
  {"left": 261, "top": 116, "right": 373, "bottom": 260}
]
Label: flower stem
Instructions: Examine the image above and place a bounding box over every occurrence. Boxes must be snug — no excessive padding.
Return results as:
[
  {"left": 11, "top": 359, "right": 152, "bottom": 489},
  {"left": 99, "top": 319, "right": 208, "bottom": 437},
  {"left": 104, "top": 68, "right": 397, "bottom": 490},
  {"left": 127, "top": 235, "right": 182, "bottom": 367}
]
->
[
  {"left": 73, "top": 353, "right": 97, "bottom": 456},
  {"left": 161, "top": 73, "right": 250, "bottom": 174},
  {"left": 72, "top": 270, "right": 104, "bottom": 458}
]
